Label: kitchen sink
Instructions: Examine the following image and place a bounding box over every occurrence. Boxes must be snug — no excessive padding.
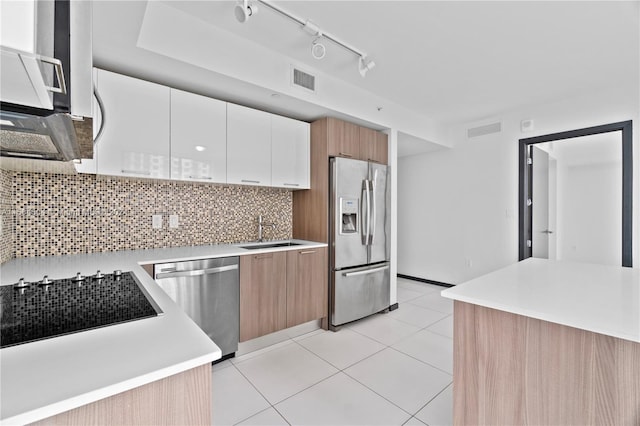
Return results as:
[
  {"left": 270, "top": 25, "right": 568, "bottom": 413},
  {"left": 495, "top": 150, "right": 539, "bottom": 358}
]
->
[{"left": 240, "top": 242, "right": 302, "bottom": 250}]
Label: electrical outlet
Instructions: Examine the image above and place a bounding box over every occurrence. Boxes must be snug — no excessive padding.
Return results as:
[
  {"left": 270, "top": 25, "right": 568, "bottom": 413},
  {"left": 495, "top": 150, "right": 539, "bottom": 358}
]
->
[
  {"left": 169, "top": 214, "right": 179, "bottom": 228},
  {"left": 152, "top": 215, "right": 163, "bottom": 229}
]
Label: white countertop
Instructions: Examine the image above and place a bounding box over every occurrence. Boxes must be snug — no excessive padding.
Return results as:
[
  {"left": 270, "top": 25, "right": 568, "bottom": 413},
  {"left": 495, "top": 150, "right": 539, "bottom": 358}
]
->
[
  {"left": 441, "top": 258, "right": 640, "bottom": 343},
  {"left": 0, "top": 239, "right": 326, "bottom": 425}
]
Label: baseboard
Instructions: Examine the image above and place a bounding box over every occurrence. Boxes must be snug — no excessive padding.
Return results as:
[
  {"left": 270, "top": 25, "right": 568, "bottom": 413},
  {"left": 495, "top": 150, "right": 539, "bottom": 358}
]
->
[{"left": 397, "top": 274, "right": 455, "bottom": 288}]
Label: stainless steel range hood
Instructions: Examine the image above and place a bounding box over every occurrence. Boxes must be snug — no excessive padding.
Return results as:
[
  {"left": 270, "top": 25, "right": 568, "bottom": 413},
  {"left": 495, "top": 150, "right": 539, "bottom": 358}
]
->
[
  {"left": 0, "top": 0, "right": 93, "bottom": 165},
  {"left": 0, "top": 111, "right": 81, "bottom": 161}
]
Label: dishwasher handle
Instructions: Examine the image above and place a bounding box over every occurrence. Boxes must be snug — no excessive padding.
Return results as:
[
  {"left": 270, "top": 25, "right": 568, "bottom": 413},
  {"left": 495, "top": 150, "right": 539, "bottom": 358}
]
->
[{"left": 154, "top": 264, "right": 238, "bottom": 280}]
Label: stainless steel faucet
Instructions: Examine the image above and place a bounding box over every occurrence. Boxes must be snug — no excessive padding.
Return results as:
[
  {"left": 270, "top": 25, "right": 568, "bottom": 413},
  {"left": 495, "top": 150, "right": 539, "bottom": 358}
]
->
[{"left": 257, "top": 215, "right": 276, "bottom": 242}]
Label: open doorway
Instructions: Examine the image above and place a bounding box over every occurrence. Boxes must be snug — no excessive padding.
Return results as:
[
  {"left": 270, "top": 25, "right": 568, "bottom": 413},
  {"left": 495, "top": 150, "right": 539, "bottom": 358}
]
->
[{"left": 518, "top": 121, "right": 633, "bottom": 267}]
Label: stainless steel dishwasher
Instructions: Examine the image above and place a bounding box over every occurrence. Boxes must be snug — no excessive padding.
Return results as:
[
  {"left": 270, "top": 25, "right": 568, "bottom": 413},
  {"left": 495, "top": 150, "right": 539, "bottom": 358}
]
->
[{"left": 154, "top": 256, "right": 239, "bottom": 357}]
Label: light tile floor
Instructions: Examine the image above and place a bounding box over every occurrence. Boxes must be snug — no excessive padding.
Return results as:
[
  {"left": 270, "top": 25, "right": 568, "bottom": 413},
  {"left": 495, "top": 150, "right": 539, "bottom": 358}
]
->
[{"left": 212, "top": 278, "right": 453, "bottom": 426}]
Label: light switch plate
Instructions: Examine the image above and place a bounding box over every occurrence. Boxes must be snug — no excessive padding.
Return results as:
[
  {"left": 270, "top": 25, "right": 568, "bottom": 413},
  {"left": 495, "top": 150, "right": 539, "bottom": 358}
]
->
[
  {"left": 169, "top": 214, "right": 179, "bottom": 228},
  {"left": 152, "top": 215, "right": 163, "bottom": 229}
]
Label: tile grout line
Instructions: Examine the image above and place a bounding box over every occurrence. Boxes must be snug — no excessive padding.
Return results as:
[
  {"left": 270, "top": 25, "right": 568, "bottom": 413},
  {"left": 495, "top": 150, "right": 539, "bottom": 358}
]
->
[
  {"left": 224, "top": 296, "right": 453, "bottom": 426},
  {"left": 293, "top": 330, "right": 447, "bottom": 423},
  {"left": 387, "top": 345, "right": 454, "bottom": 377},
  {"left": 286, "top": 337, "right": 416, "bottom": 423},
  {"left": 409, "top": 382, "right": 453, "bottom": 420},
  {"left": 226, "top": 360, "right": 278, "bottom": 424},
  {"left": 294, "top": 330, "right": 388, "bottom": 371},
  {"left": 339, "top": 370, "right": 417, "bottom": 420}
]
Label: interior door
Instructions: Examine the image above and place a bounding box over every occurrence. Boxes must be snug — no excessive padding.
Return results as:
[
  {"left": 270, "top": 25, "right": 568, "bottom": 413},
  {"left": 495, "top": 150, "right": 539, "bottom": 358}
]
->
[
  {"left": 332, "top": 157, "right": 369, "bottom": 269},
  {"left": 532, "top": 146, "right": 553, "bottom": 259}
]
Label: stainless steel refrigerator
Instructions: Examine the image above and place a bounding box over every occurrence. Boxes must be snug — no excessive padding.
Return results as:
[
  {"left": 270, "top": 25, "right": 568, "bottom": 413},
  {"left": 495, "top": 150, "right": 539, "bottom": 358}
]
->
[{"left": 330, "top": 157, "right": 390, "bottom": 328}]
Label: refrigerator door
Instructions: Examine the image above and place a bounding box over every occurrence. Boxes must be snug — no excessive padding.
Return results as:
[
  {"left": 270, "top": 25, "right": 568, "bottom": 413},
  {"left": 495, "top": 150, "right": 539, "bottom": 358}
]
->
[
  {"left": 331, "top": 262, "right": 390, "bottom": 326},
  {"left": 331, "top": 157, "right": 369, "bottom": 269},
  {"left": 368, "top": 162, "right": 390, "bottom": 264}
]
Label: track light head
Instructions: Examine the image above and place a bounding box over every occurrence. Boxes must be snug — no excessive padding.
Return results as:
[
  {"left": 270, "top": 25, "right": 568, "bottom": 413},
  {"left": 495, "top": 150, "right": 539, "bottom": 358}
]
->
[
  {"left": 235, "top": 0, "right": 258, "bottom": 23},
  {"left": 358, "top": 56, "right": 376, "bottom": 77},
  {"left": 311, "top": 38, "right": 326, "bottom": 60}
]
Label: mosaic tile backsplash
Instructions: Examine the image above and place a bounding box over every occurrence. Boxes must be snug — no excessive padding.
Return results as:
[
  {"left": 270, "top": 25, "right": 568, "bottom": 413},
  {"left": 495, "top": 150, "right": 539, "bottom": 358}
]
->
[
  {"left": 2, "top": 172, "right": 292, "bottom": 259},
  {"left": 1, "top": 169, "right": 14, "bottom": 263}
]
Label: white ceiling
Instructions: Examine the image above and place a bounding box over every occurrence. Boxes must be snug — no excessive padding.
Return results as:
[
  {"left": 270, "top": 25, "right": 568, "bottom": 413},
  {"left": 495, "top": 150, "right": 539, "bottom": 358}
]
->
[{"left": 93, "top": 1, "right": 639, "bottom": 153}]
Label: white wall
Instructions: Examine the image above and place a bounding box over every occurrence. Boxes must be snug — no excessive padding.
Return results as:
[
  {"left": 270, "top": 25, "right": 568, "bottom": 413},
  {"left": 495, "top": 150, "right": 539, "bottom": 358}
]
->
[
  {"left": 560, "top": 161, "right": 622, "bottom": 265},
  {"left": 398, "top": 85, "right": 640, "bottom": 284}
]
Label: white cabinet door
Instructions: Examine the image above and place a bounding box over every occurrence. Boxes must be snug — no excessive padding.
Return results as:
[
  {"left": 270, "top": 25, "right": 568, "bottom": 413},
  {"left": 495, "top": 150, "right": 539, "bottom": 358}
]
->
[
  {"left": 271, "top": 115, "right": 310, "bottom": 189},
  {"left": 94, "top": 69, "right": 170, "bottom": 179},
  {"left": 170, "top": 89, "right": 226, "bottom": 183},
  {"left": 226, "top": 103, "right": 271, "bottom": 187}
]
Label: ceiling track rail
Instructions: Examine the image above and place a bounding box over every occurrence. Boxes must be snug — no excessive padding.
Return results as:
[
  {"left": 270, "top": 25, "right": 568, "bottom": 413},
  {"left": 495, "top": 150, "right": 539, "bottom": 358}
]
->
[{"left": 256, "top": 0, "right": 367, "bottom": 59}]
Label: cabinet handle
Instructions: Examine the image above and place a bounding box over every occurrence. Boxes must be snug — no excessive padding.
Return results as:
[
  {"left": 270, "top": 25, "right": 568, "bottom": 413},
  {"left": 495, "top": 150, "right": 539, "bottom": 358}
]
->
[
  {"left": 93, "top": 87, "right": 106, "bottom": 145},
  {"left": 368, "top": 159, "right": 380, "bottom": 163},
  {"left": 338, "top": 152, "right": 353, "bottom": 158},
  {"left": 38, "top": 55, "right": 67, "bottom": 94},
  {"left": 254, "top": 254, "right": 273, "bottom": 259},
  {"left": 189, "top": 175, "right": 213, "bottom": 180},
  {"left": 284, "top": 183, "right": 299, "bottom": 187},
  {"left": 299, "top": 250, "right": 316, "bottom": 255},
  {"left": 242, "top": 179, "right": 260, "bottom": 184},
  {"left": 121, "top": 169, "right": 151, "bottom": 176}
]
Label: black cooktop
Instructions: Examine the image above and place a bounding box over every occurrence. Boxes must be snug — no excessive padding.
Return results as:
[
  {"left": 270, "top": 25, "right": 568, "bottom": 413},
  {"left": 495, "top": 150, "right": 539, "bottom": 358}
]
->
[{"left": 0, "top": 271, "right": 161, "bottom": 348}]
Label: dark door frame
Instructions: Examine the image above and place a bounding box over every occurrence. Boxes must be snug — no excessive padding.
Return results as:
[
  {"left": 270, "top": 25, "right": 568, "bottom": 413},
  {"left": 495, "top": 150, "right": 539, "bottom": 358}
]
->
[{"left": 518, "top": 120, "right": 633, "bottom": 267}]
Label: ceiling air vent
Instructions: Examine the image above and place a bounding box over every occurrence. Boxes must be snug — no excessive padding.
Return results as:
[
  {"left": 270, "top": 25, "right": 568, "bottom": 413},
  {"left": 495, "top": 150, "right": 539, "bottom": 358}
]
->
[
  {"left": 291, "top": 67, "right": 316, "bottom": 93},
  {"left": 467, "top": 121, "right": 502, "bottom": 139}
]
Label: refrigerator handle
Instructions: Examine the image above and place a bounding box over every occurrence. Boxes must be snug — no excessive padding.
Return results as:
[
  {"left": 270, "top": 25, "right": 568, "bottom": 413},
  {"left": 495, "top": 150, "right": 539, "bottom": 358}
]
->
[
  {"left": 369, "top": 172, "right": 377, "bottom": 245},
  {"left": 361, "top": 179, "right": 370, "bottom": 245},
  {"left": 342, "top": 264, "right": 389, "bottom": 277}
]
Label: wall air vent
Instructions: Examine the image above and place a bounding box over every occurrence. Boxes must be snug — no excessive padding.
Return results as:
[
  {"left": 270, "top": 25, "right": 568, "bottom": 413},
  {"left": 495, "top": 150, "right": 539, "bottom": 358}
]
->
[
  {"left": 467, "top": 121, "right": 502, "bottom": 139},
  {"left": 291, "top": 66, "right": 316, "bottom": 93}
]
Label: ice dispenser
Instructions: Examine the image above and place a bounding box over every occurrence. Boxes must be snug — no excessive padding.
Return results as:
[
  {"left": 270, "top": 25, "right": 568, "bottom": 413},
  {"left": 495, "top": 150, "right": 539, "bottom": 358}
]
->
[{"left": 340, "top": 198, "right": 358, "bottom": 234}]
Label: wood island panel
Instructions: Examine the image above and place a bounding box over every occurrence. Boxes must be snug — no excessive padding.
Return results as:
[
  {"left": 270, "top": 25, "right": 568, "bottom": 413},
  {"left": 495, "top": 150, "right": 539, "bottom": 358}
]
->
[
  {"left": 30, "top": 364, "right": 212, "bottom": 426},
  {"left": 453, "top": 301, "right": 640, "bottom": 425}
]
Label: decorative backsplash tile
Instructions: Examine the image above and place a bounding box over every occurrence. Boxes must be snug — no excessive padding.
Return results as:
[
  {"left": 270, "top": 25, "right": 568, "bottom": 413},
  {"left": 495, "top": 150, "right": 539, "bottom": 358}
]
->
[
  {"left": 0, "top": 169, "right": 14, "bottom": 263},
  {"left": 3, "top": 172, "right": 292, "bottom": 259}
]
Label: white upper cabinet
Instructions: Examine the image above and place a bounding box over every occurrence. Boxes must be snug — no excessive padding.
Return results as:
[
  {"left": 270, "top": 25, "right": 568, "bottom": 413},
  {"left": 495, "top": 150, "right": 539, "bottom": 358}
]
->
[
  {"left": 170, "top": 89, "right": 226, "bottom": 183},
  {"left": 86, "top": 70, "right": 309, "bottom": 189},
  {"left": 271, "top": 115, "right": 310, "bottom": 189},
  {"left": 94, "top": 69, "right": 170, "bottom": 179},
  {"left": 226, "top": 103, "right": 272, "bottom": 187}
]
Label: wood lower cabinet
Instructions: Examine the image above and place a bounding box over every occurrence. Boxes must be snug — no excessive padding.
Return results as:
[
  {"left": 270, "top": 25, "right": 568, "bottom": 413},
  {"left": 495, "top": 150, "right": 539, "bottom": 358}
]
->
[
  {"left": 240, "top": 248, "right": 328, "bottom": 341},
  {"left": 286, "top": 247, "right": 327, "bottom": 328},
  {"left": 239, "top": 252, "right": 287, "bottom": 342}
]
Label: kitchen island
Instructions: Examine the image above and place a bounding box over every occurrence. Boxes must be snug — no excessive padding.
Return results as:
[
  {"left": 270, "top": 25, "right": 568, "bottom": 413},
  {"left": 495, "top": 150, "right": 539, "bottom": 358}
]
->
[
  {"left": 0, "top": 239, "right": 325, "bottom": 425},
  {"left": 441, "top": 258, "right": 640, "bottom": 425}
]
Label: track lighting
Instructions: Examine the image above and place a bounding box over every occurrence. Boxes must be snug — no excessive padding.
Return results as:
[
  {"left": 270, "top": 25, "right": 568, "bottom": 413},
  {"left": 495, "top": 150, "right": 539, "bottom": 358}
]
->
[
  {"left": 311, "top": 38, "right": 326, "bottom": 59},
  {"left": 239, "top": 1, "right": 376, "bottom": 76},
  {"left": 235, "top": 0, "right": 258, "bottom": 23},
  {"left": 358, "top": 56, "right": 376, "bottom": 77}
]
